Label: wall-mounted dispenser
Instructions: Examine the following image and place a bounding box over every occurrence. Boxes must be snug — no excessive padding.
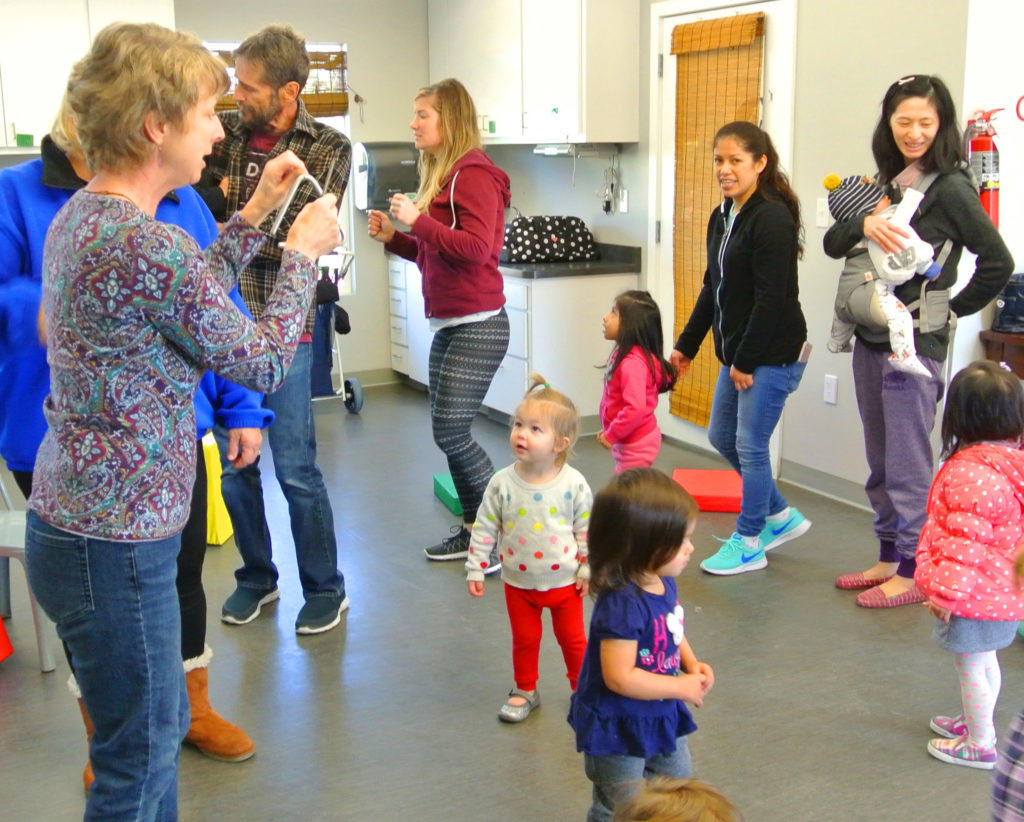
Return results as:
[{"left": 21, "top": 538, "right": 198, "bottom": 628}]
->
[{"left": 351, "top": 142, "right": 419, "bottom": 211}]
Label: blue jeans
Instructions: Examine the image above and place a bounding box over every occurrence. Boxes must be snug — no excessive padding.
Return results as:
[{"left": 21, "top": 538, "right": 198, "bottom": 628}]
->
[
  {"left": 25, "top": 512, "right": 188, "bottom": 822},
  {"left": 216, "top": 342, "right": 345, "bottom": 600},
  {"left": 707, "top": 361, "right": 806, "bottom": 537},
  {"left": 583, "top": 738, "right": 692, "bottom": 822}
]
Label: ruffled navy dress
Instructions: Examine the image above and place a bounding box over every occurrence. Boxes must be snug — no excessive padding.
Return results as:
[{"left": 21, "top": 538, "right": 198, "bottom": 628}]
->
[{"left": 568, "top": 578, "right": 697, "bottom": 757}]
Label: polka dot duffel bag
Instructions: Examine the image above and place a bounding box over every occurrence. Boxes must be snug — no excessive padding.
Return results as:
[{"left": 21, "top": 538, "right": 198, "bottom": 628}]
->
[{"left": 500, "top": 208, "right": 601, "bottom": 264}]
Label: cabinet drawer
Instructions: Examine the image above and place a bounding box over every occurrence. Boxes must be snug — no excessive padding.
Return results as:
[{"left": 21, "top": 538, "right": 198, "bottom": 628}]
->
[
  {"left": 389, "top": 316, "right": 408, "bottom": 347},
  {"left": 504, "top": 279, "right": 529, "bottom": 311},
  {"left": 388, "top": 264, "right": 405, "bottom": 289},
  {"left": 483, "top": 355, "right": 528, "bottom": 416},
  {"left": 389, "top": 288, "right": 408, "bottom": 318},
  {"left": 390, "top": 343, "right": 409, "bottom": 375},
  {"left": 506, "top": 307, "right": 527, "bottom": 359}
]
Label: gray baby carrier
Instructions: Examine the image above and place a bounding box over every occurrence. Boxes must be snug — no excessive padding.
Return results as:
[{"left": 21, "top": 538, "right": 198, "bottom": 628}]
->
[{"left": 834, "top": 173, "right": 954, "bottom": 342}]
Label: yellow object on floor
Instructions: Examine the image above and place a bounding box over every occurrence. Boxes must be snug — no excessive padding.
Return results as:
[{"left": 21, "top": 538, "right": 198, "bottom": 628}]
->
[{"left": 202, "top": 432, "right": 233, "bottom": 546}]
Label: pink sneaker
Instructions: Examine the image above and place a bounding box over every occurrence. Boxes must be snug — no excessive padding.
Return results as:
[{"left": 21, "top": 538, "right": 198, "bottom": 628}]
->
[
  {"left": 929, "top": 714, "right": 967, "bottom": 739},
  {"left": 927, "top": 735, "right": 996, "bottom": 770}
]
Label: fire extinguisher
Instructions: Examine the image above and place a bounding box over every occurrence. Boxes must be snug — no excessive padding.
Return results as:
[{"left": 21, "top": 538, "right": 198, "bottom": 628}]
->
[{"left": 964, "top": 108, "right": 1004, "bottom": 227}]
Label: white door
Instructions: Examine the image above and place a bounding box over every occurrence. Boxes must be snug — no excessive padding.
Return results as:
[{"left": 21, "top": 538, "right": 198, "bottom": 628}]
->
[{"left": 647, "top": 0, "right": 796, "bottom": 465}]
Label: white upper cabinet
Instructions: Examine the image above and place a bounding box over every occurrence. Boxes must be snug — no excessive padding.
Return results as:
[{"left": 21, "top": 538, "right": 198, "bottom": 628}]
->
[
  {"left": 0, "top": 0, "right": 175, "bottom": 148},
  {"left": 428, "top": 0, "right": 638, "bottom": 144},
  {"left": 429, "top": 0, "right": 524, "bottom": 140},
  {"left": 520, "top": 0, "right": 581, "bottom": 142},
  {"left": 0, "top": 2, "right": 90, "bottom": 147}
]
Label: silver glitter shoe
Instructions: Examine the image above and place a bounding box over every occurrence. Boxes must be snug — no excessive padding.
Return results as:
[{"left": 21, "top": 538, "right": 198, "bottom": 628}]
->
[{"left": 497, "top": 688, "right": 540, "bottom": 723}]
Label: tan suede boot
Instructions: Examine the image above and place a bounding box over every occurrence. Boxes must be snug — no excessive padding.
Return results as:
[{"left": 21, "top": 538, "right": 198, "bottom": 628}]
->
[
  {"left": 76, "top": 697, "right": 95, "bottom": 794},
  {"left": 184, "top": 647, "right": 255, "bottom": 762}
]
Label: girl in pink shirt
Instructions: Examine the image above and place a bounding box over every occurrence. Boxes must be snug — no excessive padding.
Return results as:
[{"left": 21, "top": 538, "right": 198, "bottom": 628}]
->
[
  {"left": 598, "top": 291, "right": 677, "bottom": 472},
  {"left": 915, "top": 361, "right": 1024, "bottom": 770}
]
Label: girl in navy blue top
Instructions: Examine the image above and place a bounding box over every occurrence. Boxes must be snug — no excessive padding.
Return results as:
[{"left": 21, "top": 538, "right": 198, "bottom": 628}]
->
[{"left": 569, "top": 468, "right": 714, "bottom": 822}]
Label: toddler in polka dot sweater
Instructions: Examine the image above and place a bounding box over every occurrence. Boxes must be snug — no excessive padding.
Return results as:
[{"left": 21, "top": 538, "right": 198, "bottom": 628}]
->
[
  {"left": 915, "top": 360, "right": 1024, "bottom": 770},
  {"left": 466, "top": 374, "right": 593, "bottom": 723}
]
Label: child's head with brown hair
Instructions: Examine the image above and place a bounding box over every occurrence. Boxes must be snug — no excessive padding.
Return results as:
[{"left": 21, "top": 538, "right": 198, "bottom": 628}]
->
[
  {"left": 611, "top": 777, "right": 742, "bottom": 822},
  {"left": 940, "top": 360, "right": 1024, "bottom": 459},
  {"left": 603, "top": 290, "right": 677, "bottom": 394},
  {"left": 588, "top": 469, "right": 698, "bottom": 595},
  {"left": 512, "top": 373, "right": 580, "bottom": 468}
]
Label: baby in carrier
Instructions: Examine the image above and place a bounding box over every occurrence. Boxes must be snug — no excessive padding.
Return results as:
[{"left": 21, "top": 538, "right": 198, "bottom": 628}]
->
[{"left": 825, "top": 173, "right": 941, "bottom": 378}]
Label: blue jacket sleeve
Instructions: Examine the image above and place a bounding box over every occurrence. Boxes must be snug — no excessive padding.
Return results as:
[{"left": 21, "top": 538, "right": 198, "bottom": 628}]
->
[
  {"left": 170, "top": 189, "right": 274, "bottom": 434},
  {"left": 0, "top": 168, "right": 43, "bottom": 356},
  {"left": 210, "top": 286, "right": 274, "bottom": 431},
  {"left": 0, "top": 278, "right": 42, "bottom": 356}
]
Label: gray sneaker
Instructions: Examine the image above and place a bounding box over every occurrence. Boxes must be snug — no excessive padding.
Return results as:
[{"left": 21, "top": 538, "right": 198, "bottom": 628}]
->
[
  {"left": 424, "top": 526, "right": 471, "bottom": 561},
  {"left": 483, "top": 545, "right": 502, "bottom": 576},
  {"left": 295, "top": 596, "right": 350, "bottom": 635},
  {"left": 221, "top": 586, "right": 280, "bottom": 625}
]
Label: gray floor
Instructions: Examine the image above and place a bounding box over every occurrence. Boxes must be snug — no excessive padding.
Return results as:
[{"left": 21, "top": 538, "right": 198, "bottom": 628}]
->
[{"left": 1, "top": 382, "right": 1018, "bottom": 821}]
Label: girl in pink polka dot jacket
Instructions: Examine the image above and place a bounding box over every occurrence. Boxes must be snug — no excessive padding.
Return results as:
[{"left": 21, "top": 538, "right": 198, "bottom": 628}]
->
[
  {"left": 466, "top": 374, "right": 594, "bottom": 723},
  {"left": 915, "top": 360, "right": 1024, "bottom": 770}
]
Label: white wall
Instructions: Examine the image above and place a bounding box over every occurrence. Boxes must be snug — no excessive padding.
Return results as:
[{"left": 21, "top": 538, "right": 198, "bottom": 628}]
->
[
  {"left": 962, "top": 0, "right": 1024, "bottom": 269},
  {"left": 944, "top": 0, "right": 1024, "bottom": 397},
  {"left": 175, "top": 0, "right": 430, "bottom": 378}
]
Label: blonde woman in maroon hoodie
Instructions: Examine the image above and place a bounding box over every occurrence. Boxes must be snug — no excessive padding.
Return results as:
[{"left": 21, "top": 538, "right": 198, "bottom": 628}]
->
[{"left": 369, "top": 78, "right": 511, "bottom": 566}]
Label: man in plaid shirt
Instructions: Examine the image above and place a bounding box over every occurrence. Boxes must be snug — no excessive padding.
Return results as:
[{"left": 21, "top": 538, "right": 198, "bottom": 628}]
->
[{"left": 196, "top": 24, "right": 351, "bottom": 635}]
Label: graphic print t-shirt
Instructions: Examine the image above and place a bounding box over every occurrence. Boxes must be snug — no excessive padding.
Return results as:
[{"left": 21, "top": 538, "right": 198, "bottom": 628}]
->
[{"left": 239, "top": 130, "right": 281, "bottom": 207}]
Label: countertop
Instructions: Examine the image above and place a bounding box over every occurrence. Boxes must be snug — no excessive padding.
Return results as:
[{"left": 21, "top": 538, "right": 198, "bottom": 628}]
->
[{"left": 498, "top": 243, "right": 641, "bottom": 279}]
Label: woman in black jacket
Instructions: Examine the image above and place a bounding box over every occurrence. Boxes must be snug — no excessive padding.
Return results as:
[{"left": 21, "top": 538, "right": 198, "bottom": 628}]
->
[
  {"left": 672, "top": 121, "right": 811, "bottom": 577},
  {"left": 825, "top": 75, "right": 1013, "bottom": 607}
]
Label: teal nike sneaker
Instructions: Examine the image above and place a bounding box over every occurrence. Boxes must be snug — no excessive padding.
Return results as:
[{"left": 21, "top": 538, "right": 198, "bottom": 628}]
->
[
  {"left": 758, "top": 508, "right": 811, "bottom": 552},
  {"left": 700, "top": 533, "right": 767, "bottom": 575}
]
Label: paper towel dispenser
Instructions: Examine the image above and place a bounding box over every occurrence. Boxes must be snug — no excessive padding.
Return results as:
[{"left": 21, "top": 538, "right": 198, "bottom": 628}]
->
[{"left": 352, "top": 142, "right": 420, "bottom": 211}]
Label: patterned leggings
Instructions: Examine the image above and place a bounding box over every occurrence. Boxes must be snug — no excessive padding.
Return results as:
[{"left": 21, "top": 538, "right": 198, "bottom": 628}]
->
[
  {"left": 428, "top": 309, "right": 509, "bottom": 524},
  {"left": 955, "top": 650, "right": 1001, "bottom": 747}
]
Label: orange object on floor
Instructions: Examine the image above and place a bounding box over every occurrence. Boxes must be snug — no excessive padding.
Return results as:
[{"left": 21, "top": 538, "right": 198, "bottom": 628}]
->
[
  {"left": 0, "top": 618, "right": 12, "bottom": 663},
  {"left": 671, "top": 468, "right": 743, "bottom": 513}
]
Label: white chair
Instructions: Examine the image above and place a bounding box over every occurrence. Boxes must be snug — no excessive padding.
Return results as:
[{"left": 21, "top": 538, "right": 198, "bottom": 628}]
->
[{"left": 0, "top": 477, "right": 56, "bottom": 672}]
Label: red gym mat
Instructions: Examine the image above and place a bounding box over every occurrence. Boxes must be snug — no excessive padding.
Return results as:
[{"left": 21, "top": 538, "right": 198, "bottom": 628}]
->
[{"left": 672, "top": 468, "right": 742, "bottom": 512}]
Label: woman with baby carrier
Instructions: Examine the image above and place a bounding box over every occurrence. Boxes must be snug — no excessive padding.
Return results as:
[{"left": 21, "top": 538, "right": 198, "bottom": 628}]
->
[{"left": 824, "top": 74, "right": 1012, "bottom": 608}]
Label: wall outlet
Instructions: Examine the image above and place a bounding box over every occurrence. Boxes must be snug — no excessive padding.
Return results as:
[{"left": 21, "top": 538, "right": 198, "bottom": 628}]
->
[
  {"left": 618, "top": 188, "right": 629, "bottom": 213},
  {"left": 815, "top": 197, "right": 831, "bottom": 228},
  {"left": 823, "top": 374, "right": 838, "bottom": 405}
]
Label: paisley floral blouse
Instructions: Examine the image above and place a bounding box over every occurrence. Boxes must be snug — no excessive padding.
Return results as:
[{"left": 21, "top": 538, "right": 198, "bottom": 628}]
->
[{"left": 28, "top": 191, "right": 315, "bottom": 541}]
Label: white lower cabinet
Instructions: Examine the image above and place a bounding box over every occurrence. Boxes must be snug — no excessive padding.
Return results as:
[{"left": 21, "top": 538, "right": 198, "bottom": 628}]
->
[
  {"left": 483, "top": 278, "right": 530, "bottom": 414},
  {"left": 387, "top": 256, "right": 410, "bottom": 375}
]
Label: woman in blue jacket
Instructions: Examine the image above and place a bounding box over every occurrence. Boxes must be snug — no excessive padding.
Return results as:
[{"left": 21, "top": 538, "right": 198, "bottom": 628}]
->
[{"left": 0, "top": 103, "right": 270, "bottom": 784}]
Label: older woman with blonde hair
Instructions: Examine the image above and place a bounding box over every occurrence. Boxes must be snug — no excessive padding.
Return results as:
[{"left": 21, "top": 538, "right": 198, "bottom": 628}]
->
[
  {"left": 368, "top": 78, "right": 511, "bottom": 566},
  {"left": 0, "top": 85, "right": 278, "bottom": 792},
  {"left": 22, "top": 22, "right": 339, "bottom": 821}
]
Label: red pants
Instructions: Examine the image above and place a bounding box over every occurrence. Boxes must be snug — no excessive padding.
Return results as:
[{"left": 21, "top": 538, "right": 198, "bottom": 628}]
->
[{"left": 504, "top": 583, "right": 586, "bottom": 692}]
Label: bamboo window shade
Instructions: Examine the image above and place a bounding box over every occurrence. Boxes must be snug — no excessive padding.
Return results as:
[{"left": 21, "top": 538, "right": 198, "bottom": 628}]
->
[
  {"left": 210, "top": 48, "right": 349, "bottom": 117},
  {"left": 669, "top": 13, "right": 764, "bottom": 427}
]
